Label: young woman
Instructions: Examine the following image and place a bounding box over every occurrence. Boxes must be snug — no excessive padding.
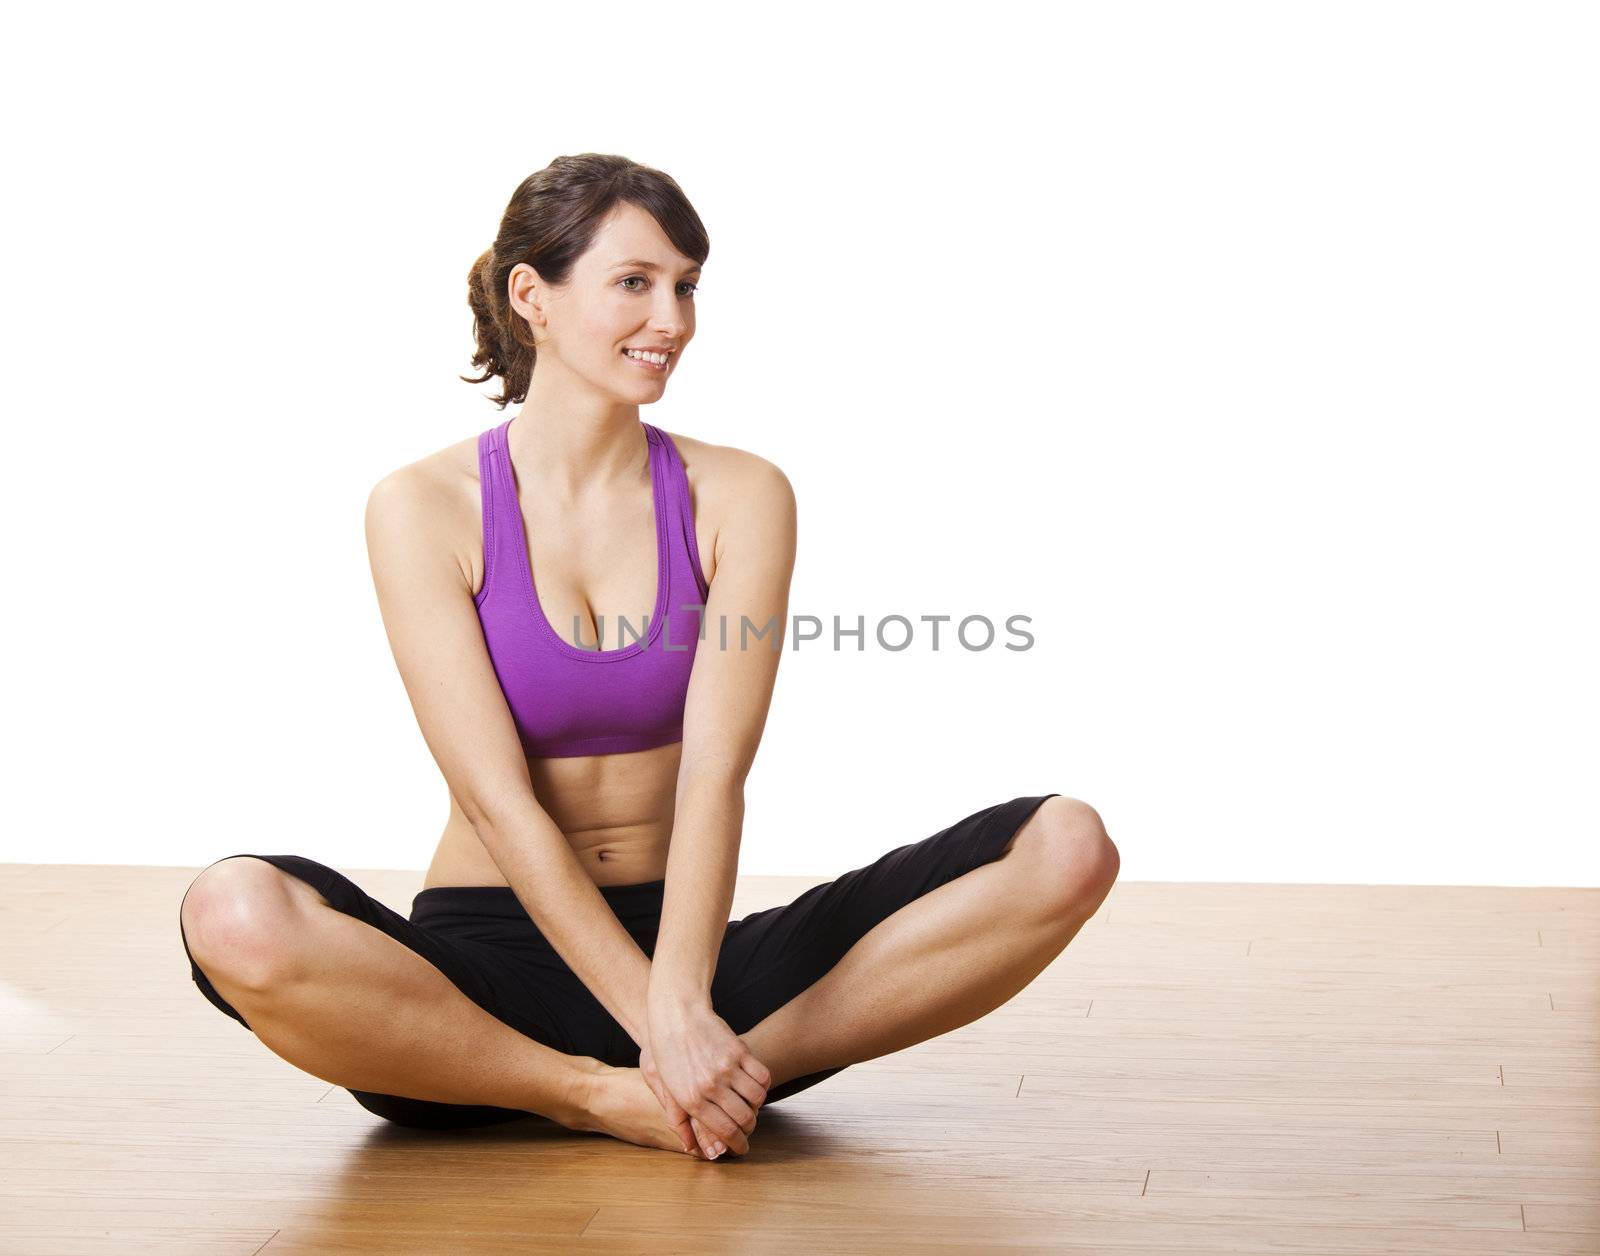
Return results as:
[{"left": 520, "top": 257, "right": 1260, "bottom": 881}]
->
[{"left": 178, "top": 153, "right": 1120, "bottom": 1162}]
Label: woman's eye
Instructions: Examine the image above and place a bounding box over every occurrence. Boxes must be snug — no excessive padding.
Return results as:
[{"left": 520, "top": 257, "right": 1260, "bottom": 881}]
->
[{"left": 620, "top": 276, "right": 698, "bottom": 297}]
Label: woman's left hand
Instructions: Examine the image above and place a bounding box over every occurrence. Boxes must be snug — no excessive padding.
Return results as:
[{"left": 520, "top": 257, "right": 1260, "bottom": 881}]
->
[{"left": 641, "top": 1000, "right": 771, "bottom": 1158}]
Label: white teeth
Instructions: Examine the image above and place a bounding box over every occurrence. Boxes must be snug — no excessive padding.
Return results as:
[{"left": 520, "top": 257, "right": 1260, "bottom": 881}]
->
[{"left": 624, "top": 348, "right": 669, "bottom": 365}]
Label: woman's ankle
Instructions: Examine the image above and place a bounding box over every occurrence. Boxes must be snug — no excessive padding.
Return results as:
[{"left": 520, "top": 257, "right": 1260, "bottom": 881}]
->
[{"left": 557, "top": 1056, "right": 611, "bottom": 1132}]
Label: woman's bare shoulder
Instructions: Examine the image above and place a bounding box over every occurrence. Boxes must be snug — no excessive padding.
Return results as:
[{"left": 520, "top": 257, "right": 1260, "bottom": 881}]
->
[
  {"left": 368, "top": 431, "right": 482, "bottom": 526},
  {"left": 660, "top": 430, "right": 795, "bottom": 586},
  {"left": 659, "top": 428, "right": 790, "bottom": 500},
  {"left": 364, "top": 429, "right": 484, "bottom": 588}
]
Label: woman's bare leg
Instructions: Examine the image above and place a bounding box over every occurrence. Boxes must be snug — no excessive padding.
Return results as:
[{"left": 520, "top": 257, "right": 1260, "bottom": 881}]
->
[
  {"left": 736, "top": 797, "right": 1119, "bottom": 1090},
  {"left": 182, "top": 858, "right": 596, "bottom": 1127}
]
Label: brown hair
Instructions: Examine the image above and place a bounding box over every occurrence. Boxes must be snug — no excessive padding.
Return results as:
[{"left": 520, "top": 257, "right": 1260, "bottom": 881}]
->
[{"left": 461, "top": 153, "right": 711, "bottom": 409}]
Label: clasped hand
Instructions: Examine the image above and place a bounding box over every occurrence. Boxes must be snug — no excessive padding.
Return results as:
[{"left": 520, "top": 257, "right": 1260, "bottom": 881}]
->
[{"left": 640, "top": 998, "right": 771, "bottom": 1159}]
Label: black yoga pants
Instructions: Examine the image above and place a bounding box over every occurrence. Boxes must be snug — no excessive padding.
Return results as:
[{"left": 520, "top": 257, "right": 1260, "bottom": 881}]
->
[{"left": 179, "top": 793, "right": 1060, "bottom": 1130}]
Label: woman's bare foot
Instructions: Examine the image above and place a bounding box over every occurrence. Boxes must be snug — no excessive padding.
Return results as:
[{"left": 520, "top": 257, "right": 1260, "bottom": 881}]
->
[{"left": 568, "top": 1059, "right": 705, "bottom": 1157}]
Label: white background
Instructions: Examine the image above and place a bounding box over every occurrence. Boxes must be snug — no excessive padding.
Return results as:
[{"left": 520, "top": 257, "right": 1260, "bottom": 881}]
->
[{"left": 3, "top": 2, "right": 1594, "bottom": 885}]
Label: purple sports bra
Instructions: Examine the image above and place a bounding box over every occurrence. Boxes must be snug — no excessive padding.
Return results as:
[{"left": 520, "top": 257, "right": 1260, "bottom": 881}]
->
[{"left": 474, "top": 417, "right": 710, "bottom": 758}]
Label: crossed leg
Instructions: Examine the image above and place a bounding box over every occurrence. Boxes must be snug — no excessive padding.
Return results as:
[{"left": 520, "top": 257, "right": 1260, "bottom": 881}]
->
[
  {"left": 737, "top": 795, "right": 1119, "bottom": 1090},
  {"left": 179, "top": 860, "right": 593, "bottom": 1128},
  {"left": 179, "top": 796, "right": 1116, "bottom": 1148}
]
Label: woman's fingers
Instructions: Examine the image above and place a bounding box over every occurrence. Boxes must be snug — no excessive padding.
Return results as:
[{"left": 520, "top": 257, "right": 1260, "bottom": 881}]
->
[
  {"left": 730, "top": 1065, "right": 768, "bottom": 1110},
  {"left": 687, "top": 1092, "right": 750, "bottom": 1156},
  {"left": 697, "top": 1107, "right": 748, "bottom": 1156},
  {"left": 695, "top": 1087, "right": 757, "bottom": 1154},
  {"left": 740, "top": 1051, "right": 774, "bottom": 1091},
  {"left": 690, "top": 1112, "right": 731, "bottom": 1158}
]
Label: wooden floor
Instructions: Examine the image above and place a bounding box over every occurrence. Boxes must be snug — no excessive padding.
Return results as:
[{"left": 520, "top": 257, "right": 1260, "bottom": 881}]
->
[{"left": 1, "top": 863, "right": 1596, "bottom": 1255}]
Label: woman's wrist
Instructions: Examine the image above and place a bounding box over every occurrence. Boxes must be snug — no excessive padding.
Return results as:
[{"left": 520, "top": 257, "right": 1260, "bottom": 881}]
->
[{"left": 647, "top": 972, "right": 713, "bottom": 1015}]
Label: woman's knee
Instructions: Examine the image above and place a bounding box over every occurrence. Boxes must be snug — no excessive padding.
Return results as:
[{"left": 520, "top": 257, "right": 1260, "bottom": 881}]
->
[
  {"left": 1023, "top": 797, "right": 1120, "bottom": 912},
  {"left": 179, "top": 857, "right": 321, "bottom": 990}
]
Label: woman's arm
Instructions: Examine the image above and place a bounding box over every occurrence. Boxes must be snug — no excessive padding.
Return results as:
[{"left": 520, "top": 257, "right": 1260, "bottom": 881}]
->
[
  {"left": 363, "top": 465, "right": 657, "bottom": 1046},
  {"left": 650, "top": 454, "right": 798, "bottom": 1007}
]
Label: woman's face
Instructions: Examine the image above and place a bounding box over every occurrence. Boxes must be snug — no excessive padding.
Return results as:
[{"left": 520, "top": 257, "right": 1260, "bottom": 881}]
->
[{"left": 511, "top": 201, "right": 700, "bottom": 401}]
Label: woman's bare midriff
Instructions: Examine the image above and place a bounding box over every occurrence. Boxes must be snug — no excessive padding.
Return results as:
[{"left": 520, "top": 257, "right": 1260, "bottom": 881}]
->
[{"left": 421, "top": 734, "right": 686, "bottom": 891}]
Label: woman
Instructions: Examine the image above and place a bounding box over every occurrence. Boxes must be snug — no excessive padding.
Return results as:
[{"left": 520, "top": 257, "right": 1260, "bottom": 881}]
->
[{"left": 177, "top": 153, "right": 1120, "bottom": 1161}]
